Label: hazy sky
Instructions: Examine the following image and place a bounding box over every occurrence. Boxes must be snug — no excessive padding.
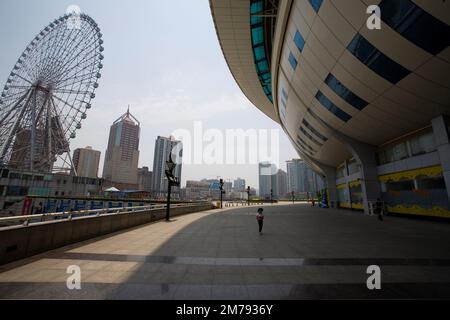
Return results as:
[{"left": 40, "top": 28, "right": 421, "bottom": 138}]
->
[{"left": 0, "top": 0, "right": 299, "bottom": 188}]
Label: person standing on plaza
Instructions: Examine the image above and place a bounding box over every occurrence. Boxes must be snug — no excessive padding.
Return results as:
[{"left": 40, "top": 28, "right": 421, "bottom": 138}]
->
[
  {"left": 376, "top": 198, "right": 384, "bottom": 221},
  {"left": 256, "top": 208, "right": 264, "bottom": 234}
]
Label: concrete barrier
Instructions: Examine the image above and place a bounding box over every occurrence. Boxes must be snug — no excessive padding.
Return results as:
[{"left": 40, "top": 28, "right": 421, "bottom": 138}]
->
[{"left": 0, "top": 204, "right": 213, "bottom": 265}]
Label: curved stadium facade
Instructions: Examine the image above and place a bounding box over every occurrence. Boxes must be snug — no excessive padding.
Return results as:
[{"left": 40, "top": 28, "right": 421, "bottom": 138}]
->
[{"left": 210, "top": 0, "right": 450, "bottom": 217}]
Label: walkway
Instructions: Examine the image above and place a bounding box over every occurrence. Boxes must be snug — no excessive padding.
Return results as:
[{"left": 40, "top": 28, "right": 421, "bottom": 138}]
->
[{"left": 1, "top": 204, "right": 450, "bottom": 299}]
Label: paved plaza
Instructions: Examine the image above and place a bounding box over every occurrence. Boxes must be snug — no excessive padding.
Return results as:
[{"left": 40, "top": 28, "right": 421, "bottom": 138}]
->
[{"left": 1, "top": 204, "right": 450, "bottom": 299}]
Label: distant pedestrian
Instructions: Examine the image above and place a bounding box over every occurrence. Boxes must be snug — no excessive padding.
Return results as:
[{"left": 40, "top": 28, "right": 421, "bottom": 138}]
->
[
  {"left": 311, "top": 199, "right": 316, "bottom": 207},
  {"left": 376, "top": 198, "right": 384, "bottom": 221},
  {"left": 34, "top": 202, "right": 43, "bottom": 215},
  {"left": 256, "top": 208, "right": 264, "bottom": 234}
]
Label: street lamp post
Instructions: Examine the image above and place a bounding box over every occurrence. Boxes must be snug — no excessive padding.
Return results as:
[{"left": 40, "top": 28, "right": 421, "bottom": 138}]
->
[
  {"left": 247, "top": 186, "right": 251, "bottom": 206},
  {"left": 165, "top": 151, "right": 180, "bottom": 222},
  {"left": 219, "top": 179, "right": 224, "bottom": 209}
]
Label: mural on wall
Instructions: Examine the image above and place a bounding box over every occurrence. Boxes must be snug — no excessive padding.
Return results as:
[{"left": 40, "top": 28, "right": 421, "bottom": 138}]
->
[{"left": 379, "top": 166, "right": 450, "bottom": 218}]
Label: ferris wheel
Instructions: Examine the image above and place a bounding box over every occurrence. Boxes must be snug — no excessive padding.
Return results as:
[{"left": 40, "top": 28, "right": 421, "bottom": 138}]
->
[{"left": 0, "top": 11, "right": 104, "bottom": 174}]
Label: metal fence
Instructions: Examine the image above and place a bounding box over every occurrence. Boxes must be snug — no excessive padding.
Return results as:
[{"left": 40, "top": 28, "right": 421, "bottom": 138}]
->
[{"left": 0, "top": 202, "right": 210, "bottom": 229}]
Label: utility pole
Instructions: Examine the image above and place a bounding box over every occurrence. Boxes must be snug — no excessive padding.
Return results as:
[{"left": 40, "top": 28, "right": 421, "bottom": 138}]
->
[
  {"left": 165, "top": 147, "right": 180, "bottom": 221},
  {"left": 219, "top": 178, "right": 224, "bottom": 209}
]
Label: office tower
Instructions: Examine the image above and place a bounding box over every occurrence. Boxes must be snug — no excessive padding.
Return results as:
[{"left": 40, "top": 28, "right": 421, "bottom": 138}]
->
[
  {"left": 72, "top": 146, "right": 101, "bottom": 178},
  {"left": 287, "top": 159, "right": 304, "bottom": 194},
  {"left": 152, "top": 136, "right": 182, "bottom": 196},
  {"left": 287, "top": 159, "right": 322, "bottom": 195},
  {"left": 138, "top": 166, "right": 152, "bottom": 192},
  {"left": 102, "top": 108, "right": 140, "bottom": 188},
  {"left": 276, "top": 169, "right": 287, "bottom": 199},
  {"left": 224, "top": 181, "right": 232, "bottom": 194},
  {"left": 258, "top": 162, "right": 277, "bottom": 199},
  {"left": 233, "top": 178, "right": 246, "bottom": 192}
]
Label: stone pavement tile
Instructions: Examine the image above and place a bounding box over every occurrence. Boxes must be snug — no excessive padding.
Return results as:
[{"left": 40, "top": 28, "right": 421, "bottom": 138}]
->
[
  {"left": 381, "top": 266, "right": 450, "bottom": 283},
  {"left": 77, "top": 260, "right": 113, "bottom": 271},
  {"left": 186, "top": 264, "right": 215, "bottom": 274},
  {"left": 17, "top": 268, "right": 69, "bottom": 283},
  {"left": 242, "top": 273, "right": 277, "bottom": 285},
  {"left": 214, "top": 257, "right": 241, "bottom": 266},
  {"left": 106, "top": 262, "right": 143, "bottom": 272},
  {"left": 110, "top": 283, "right": 178, "bottom": 300},
  {"left": 246, "top": 285, "right": 285, "bottom": 300},
  {"left": 155, "top": 272, "right": 187, "bottom": 284},
  {"left": 0, "top": 282, "right": 107, "bottom": 300},
  {"left": 173, "top": 285, "right": 212, "bottom": 300},
  {"left": 240, "top": 265, "right": 273, "bottom": 275},
  {"left": 270, "top": 273, "right": 308, "bottom": 285},
  {"left": 174, "top": 257, "right": 194, "bottom": 264},
  {"left": 284, "top": 283, "right": 343, "bottom": 299},
  {"left": 213, "top": 265, "right": 242, "bottom": 274},
  {"left": 179, "top": 272, "right": 214, "bottom": 285},
  {"left": 210, "top": 285, "right": 249, "bottom": 299},
  {"left": 121, "top": 271, "right": 152, "bottom": 284},
  {"left": 83, "top": 270, "right": 131, "bottom": 284},
  {"left": 213, "top": 272, "right": 245, "bottom": 285},
  {"left": 139, "top": 262, "right": 163, "bottom": 273},
  {"left": 269, "top": 266, "right": 299, "bottom": 275},
  {"left": 294, "top": 266, "right": 367, "bottom": 284},
  {"left": 162, "top": 264, "right": 189, "bottom": 274},
  {"left": 0, "top": 266, "right": 40, "bottom": 282}
]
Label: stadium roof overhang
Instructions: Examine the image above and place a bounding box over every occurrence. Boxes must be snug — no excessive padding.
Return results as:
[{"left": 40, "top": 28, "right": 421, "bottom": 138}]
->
[{"left": 209, "top": 0, "right": 280, "bottom": 123}]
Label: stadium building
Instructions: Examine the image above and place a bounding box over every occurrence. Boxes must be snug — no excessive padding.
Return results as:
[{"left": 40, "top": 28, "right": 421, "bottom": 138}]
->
[{"left": 210, "top": 0, "right": 450, "bottom": 217}]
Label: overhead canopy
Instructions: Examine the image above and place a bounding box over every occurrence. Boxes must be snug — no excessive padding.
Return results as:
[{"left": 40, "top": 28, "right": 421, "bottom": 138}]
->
[
  {"left": 105, "top": 187, "right": 120, "bottom": 192},
  {"left": 210, "top": 0, "right": 279, "bottom": 123}
]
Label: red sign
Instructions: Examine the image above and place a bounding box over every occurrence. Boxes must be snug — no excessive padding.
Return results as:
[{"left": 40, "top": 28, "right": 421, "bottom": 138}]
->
[{"left": 22, "top": 197, "right": 33, "bottom": 215}]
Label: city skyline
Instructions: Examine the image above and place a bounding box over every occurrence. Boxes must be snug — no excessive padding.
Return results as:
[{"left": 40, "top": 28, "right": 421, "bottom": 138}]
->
[{"left": 0, "top": 0, "right": 299, "bottom": 189}]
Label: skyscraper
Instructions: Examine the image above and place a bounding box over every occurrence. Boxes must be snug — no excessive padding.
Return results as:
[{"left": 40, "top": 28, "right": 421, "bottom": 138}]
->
[
  {"left": 152, "top": 136, "right": 182, "bottom": 197},
  {"left": 102, "top": 108, "right": 140, "bottom": 189},
  {"left": 258, "top": 162, "right": 277, "bottom": 199},
  {"left": 287, "top": 159, "right": 323, "bottom": 195},
  {"left": 72, "top": 146, "right": 101, "bottom": 178},
  {"left": 233, "top": 178, "right": 246, "bottom": 192},
  {"left": 224, "top": 181, "right": 232, "bottom": 194},
  {"left": 138, "top": 166, "right": 152, "bottom": 192},
  {"left": 276, "top": 169, "right": 287, "bottom": 199}
]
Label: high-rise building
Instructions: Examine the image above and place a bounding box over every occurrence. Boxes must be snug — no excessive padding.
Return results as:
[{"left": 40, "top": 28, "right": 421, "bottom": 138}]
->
[
  {"left": 152, "top": 136, "right": 182, "bottom": 197},
  {"left": 258, "top": 162, "right": 277, "bottom": 199},
  {"left": 224, "top": 181, "right": 232, "bottom": 194},
  {"left": 137, "top": 166, "right": 152, "bottom": 192},
  {"left": 210, "top": 1, "right": 450, "bottom": 217},
  {"left": 233, "top": 178, "right": 246, "bottom": 192},
  {"left": 102, "top": 108, "right": 140, "bottom": 189},
  {"left": 72, "top": 146, "right": 101, "bottom": 178},
  {"left": 276, "top": 169, "right": 287, "bottom": 199},
  {"left": 287, "top": 159, "right": 323, "bottom": 195}
]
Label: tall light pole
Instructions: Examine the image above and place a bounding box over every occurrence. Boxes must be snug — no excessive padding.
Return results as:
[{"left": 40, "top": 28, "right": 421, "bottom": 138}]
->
[
  {"left": 219, "top": 178, "right": 224, "bottom": 209},
  {"left": 165, "top": 150, "right": 180, "bottom": 221}
]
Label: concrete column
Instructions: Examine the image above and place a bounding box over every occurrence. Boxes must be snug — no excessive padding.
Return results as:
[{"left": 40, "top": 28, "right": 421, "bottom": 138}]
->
[
  {"left": 338, "top": 136, "right": 381, "bottom": 215},
  {"left": 305, "top": 113, "right": 382, "bottom": 214},
  {"left": 315, "top": 163, "right": 337, "bottom": 208},
  {"left": 431, "top": 115, "right": 450, "bottom": 203},
  {"left": 352, "top": 142, "right": 381, "bottom": 214}
]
